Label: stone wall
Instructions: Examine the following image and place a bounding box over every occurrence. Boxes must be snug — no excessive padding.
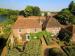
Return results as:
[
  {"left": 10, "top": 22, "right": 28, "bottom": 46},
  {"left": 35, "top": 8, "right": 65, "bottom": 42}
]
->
[
  {"left": 46, "top": 27, "right": 61, "bottom": 36},
  {"left": 12, "top": 28, "right": 41, "bottom": 40}
]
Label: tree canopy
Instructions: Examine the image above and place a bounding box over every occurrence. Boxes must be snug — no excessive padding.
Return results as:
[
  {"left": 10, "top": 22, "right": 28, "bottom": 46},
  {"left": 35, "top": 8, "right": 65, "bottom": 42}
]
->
[
  {"left": 69, "top": 1, "right": 75, "bottom": 15},
  {"left": 55, "top": 1, "right": 75, "bottom": 25},
  {"left": 19, "top": 6, "right": 41, "bottom": 17}
]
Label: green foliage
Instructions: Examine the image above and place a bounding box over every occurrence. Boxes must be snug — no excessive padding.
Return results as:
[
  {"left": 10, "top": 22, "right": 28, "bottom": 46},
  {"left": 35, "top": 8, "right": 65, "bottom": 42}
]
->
[
  {"left": 24, "top": 6, "right": 41, "bottom": 16},
  {"left": 7, "top": 39, "right": 41, "bottom": 56},
  {"left": 56, "top": 8, "right": 72, "bottom": 24},
  {"left": 56, "top": 1, "right": 75, "bottom": 24},
  {"left": 63, "top": 46, "right": 75, "bottom": 56},
  {"left": 69, "top": 1, "right": 75, "bottom": 13},
  {"left": 23, "top": 39, "right": 41, "bottom": 56},
  {"left": 0, "top": 8, "right": 19, "bottom": 15},
  {"left": 33, "top": 6, "right": 41, "bottom": 16},
  {"left": 30, "top": 31, "right": 52, "bottom": 40},
  {"left": 24, "top": 6, "right": 34, "bottom": 16},
  {"left": 0, "top": 8, "right": 8, "bottom": 15},
  {"left": 19, "top": 10, "right": 25, "bottom": 17},
  {"left": 43, "top": 31, "right": 52, "bottom": 45},
  {"left": 3, "top": 27, "right": 11, "bottom": 34},
  {"left": 58, "top": 29, "right": 72, "bottom": 43},
  {"left": 30, "top": 31, "right": 52, "bottom": 45},
  {"left": 43, "top": 31, "right": 52, "bottom": 37},
  {"left": 30, "top": 32, "right": 43, "bottom": 39},
  {"left": 0, "top": 8, "right": 19, "bottom": 25}
]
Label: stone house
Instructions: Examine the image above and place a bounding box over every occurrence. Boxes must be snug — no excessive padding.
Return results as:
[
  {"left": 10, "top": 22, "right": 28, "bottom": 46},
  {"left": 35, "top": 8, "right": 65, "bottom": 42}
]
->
[
  {"left": 11, "top": 15, "right": 62, "bottom": 44},
  {"left": 42, "top": 16, "right": 61, "bottom": 36},
  {"left": 12, "top": 16, "right": 45, "bottom": 42}
]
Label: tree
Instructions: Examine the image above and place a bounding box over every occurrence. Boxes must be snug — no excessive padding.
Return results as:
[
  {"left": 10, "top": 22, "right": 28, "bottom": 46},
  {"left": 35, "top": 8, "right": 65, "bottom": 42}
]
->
[
  {"left": 69, "top": 1, "right": 75, "bottom": 15},
  {"left": 56, "top": 8, "right": 72, "bottom": 24},
  {"left": 33, "top": 6, "right": 41, "bottom": 16},
  {"left": 19, "top": 10, "right": 25, "bottom": 17},
  {"left": 24, "top": 6, "right": 41, "bottom": 16},
  {"left": 55, "top": 1, "right": 75, "bottom": 24},
  {"left": 69, "top": 1, "right": 74, "bottom": 11},
  {"left": 24, "top": 6, "right": 34, "bottom": 16}
]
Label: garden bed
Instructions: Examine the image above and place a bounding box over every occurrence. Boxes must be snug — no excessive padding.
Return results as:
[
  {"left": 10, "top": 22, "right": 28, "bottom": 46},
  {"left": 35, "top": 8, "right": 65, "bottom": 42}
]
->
[{"left": 7, "top": 39, "right": 41, "bottom": 56}]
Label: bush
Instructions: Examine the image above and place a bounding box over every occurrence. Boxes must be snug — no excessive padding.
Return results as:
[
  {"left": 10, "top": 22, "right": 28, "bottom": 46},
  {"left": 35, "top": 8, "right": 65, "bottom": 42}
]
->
[{"left": 62, "top": 46, "right": 75, "bottom": 56}]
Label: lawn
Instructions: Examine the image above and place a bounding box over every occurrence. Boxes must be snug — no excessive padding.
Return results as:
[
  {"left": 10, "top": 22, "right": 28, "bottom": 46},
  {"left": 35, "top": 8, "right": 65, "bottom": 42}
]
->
[{"left": 30, "top": 31, "right": 52, "bottom": 39}]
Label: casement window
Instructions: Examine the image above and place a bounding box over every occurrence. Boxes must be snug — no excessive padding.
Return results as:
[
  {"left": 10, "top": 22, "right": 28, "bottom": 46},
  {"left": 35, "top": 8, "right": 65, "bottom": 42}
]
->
[
  {"left": 19, "top": 28, "right": 23, "bottom": 32},
  {"left": 19, "top": 29, "right": 21, "bottom": 32}
]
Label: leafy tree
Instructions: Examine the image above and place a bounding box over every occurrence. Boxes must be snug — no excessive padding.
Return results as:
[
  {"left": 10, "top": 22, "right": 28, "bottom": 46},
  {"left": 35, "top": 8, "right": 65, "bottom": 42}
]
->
[
  {"left": 69, "top": 15, "right": 75, "bottom": 24},
  {"left": 0, "top": 8, "right": 19, "bottom": 16},
  {"left": 24, "top": 6, "right": 41, "bottom": 16},
  {"left": 55, "top": 1, "right": 75, "bottom": 25},
  {"left": 24, "top": 6, "right": 34, "bottom": 16},
  {"left": 69, "top": 1, "right": 74, "bottom": 11},
  {"left": 69, "top": 1, "right": 75, "bottom": 15},
  {"left": 57, "top": 8, "right": 72, "bottom": 24},
  {"left": 33, "top": 6, "right": 41, "bottom": 16},
  {"left": 19, "top": 10, "right": 25, "bottom": 17}
]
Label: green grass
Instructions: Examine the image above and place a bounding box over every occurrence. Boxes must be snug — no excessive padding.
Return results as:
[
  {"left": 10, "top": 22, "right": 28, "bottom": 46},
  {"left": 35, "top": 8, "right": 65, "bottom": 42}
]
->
[
  {"left": 30, "top": 31, "right": 52, "bottom": 45},
  {"left": 30, "top": 31, "right": 52, "bottom": 40}
]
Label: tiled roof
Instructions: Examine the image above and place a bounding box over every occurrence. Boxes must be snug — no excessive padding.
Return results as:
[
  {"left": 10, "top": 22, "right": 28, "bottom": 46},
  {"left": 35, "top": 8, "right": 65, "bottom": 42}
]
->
[
  {"left": 12, "top": 16, "right": 62, "bottom": 29},
  {"left": 12, "top": 16, "right": 42, "bottom": 29},
  {"left": 43, "top": 17, "right": 61, "bottom": 28},
  {"left": 27, "top": 16, "right": 45, "bottom": 19}
]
